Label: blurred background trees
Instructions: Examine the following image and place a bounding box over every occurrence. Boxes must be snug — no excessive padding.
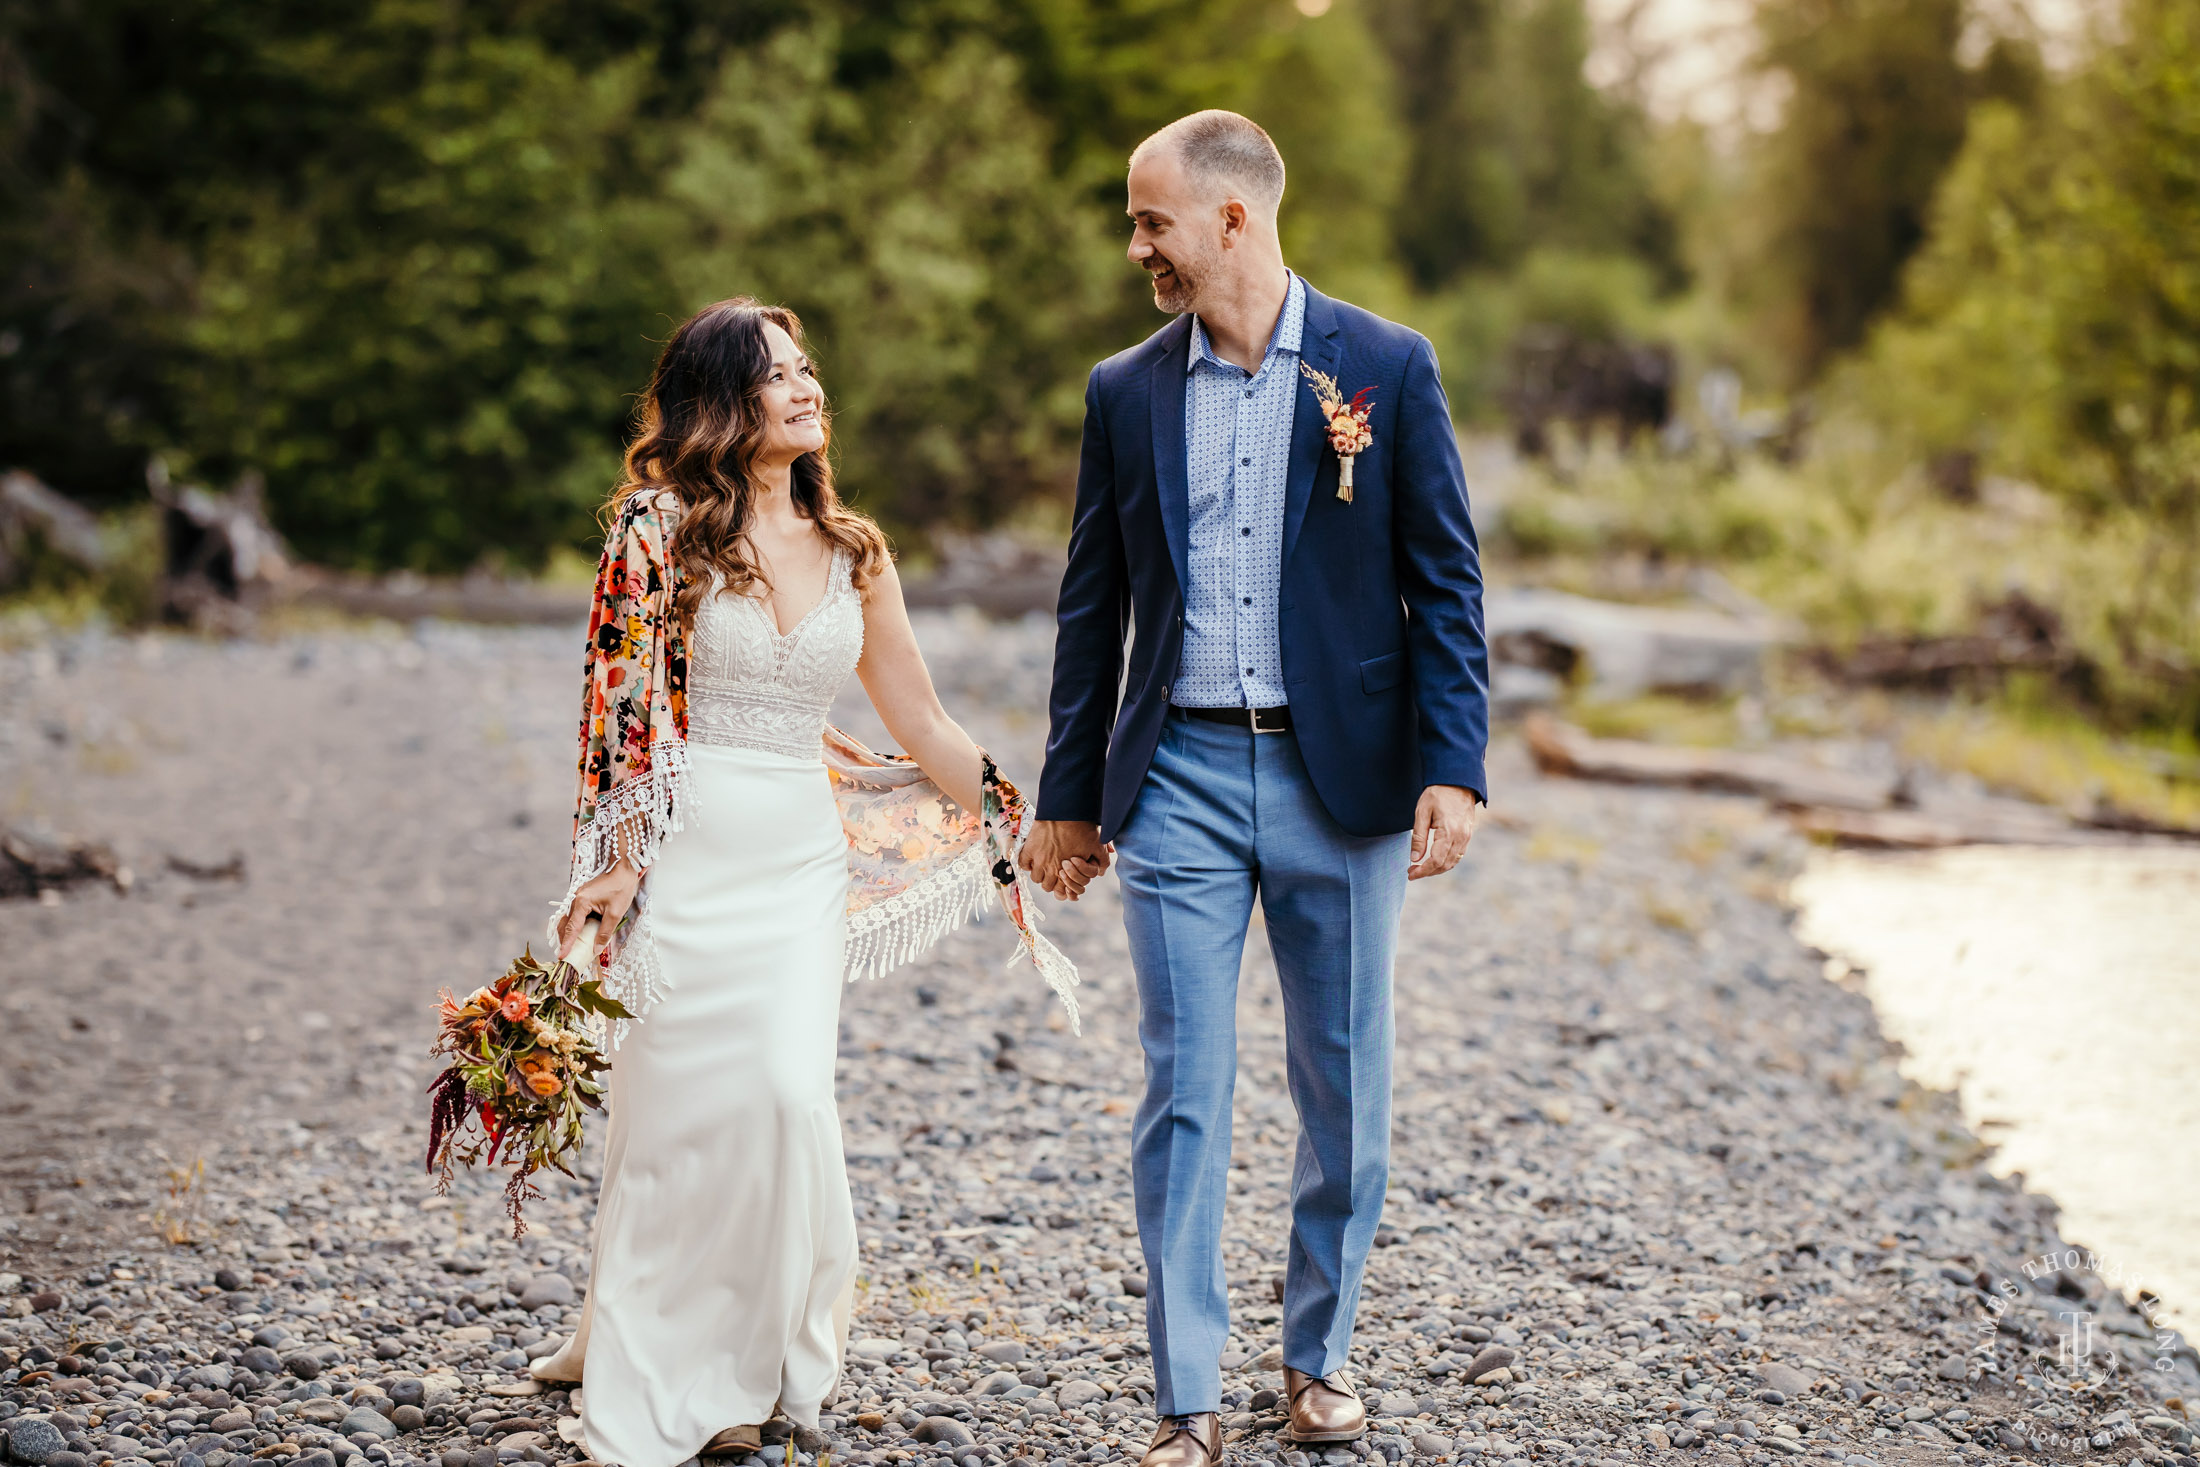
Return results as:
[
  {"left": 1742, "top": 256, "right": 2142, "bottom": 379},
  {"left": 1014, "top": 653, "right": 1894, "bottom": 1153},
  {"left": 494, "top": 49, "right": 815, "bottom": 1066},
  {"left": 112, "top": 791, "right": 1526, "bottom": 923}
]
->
[
  {"left": 2, "top": 0, "right": 2197, "bottom": 733},
  {"left": 1, "top": 0, "right": 1677, "bottom": 566}
]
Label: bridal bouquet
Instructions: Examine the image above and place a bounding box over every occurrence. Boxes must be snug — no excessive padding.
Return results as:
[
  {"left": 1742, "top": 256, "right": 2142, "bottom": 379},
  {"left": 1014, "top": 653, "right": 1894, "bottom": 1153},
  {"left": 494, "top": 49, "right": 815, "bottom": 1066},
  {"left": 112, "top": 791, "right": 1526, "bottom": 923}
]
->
[{"left": 425, "top": 918, "right": 631, "bottom": 1234}]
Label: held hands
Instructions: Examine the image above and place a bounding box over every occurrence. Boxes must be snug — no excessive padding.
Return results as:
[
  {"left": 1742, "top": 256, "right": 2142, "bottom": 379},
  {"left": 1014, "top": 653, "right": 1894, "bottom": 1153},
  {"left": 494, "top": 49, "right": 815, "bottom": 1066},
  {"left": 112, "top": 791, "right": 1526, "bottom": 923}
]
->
[
  {"left": 1409, "top": 784, "right": 1480, "bottom": 880},
  {"left": 1017, "top": 819, "right": 1112, "bottom": 901},
  {"left": 559, "top": 856, "right": 642, "bottom": 959}
]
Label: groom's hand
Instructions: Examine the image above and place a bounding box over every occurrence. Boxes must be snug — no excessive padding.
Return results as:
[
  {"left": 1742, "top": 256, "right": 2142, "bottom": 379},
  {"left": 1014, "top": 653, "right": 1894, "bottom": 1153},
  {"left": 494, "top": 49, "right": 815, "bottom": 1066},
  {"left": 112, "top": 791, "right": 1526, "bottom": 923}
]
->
[
  {"left": 1019, "top": 819, "right": 1111, "bottom": 900},
  {"left": 1409, "top": 785, "right": 1480, "bottom": 880}
]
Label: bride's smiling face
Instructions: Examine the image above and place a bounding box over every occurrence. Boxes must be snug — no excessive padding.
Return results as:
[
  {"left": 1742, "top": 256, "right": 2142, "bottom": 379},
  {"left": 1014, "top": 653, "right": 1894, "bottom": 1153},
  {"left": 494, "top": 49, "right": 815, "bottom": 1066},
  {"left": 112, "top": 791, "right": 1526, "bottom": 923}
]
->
[{"left": 754, "top": 321, "right": 825, "bottom": 461}]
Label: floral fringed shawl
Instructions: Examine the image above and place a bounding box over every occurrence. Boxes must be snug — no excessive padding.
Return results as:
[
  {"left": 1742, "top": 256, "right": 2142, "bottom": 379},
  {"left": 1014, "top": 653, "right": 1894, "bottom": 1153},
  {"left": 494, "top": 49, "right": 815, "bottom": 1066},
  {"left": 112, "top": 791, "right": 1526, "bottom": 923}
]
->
[{"left": 550, "top": 493, "right": 1078, "bottom": 1043}]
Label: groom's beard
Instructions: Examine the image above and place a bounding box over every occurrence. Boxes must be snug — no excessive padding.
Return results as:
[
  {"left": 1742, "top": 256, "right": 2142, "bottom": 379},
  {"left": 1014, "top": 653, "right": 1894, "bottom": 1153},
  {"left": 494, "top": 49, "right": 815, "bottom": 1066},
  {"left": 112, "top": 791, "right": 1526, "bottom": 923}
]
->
[{"left": 1147, "top": 250, "right": 1205, "bottom": 314}]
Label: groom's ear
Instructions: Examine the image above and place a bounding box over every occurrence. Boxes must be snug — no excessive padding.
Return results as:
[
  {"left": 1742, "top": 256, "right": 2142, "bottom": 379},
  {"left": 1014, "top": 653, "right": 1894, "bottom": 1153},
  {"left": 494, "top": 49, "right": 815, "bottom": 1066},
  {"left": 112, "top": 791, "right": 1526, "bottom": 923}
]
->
[{"left": 1218, "top": 197, "right": 1250, "bottom": 247}]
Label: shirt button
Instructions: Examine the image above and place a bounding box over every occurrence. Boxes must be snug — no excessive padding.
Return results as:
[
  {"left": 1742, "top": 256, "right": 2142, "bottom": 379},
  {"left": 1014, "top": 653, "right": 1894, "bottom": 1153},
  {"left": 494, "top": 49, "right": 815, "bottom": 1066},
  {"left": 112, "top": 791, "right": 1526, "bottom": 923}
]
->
[
  {"left": 1242, "top": 597, "right": 1252, "bottom": 606},
  {"left": 1240, "top": 456, "right": 1251, "bottom": 466},
  {"left": 1244, "top": 389, "right": 1254, "bottom": 399}
]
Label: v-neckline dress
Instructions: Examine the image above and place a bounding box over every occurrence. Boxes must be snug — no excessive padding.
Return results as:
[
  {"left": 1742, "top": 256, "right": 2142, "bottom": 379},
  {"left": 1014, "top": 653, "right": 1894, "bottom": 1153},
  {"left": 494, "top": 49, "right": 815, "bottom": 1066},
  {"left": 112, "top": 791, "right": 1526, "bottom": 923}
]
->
[{"left": 557, "top": 548, "right": 866, "bottom": 1466}]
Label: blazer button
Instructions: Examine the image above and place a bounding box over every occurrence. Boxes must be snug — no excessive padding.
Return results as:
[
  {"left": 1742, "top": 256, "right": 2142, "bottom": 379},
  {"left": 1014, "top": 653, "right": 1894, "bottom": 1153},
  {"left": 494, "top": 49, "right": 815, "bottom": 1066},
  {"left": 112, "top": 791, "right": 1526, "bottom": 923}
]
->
[{"left": 1160, "top": 684, "right": 1170, "bottom": 701}]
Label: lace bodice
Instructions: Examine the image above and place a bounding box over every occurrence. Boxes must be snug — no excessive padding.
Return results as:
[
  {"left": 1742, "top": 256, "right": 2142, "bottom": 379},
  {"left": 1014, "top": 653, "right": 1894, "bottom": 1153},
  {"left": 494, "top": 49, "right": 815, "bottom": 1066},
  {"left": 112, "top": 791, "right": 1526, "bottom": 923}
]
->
[{"left": 687, "top": 549, "right": 863, "bottom": 759}]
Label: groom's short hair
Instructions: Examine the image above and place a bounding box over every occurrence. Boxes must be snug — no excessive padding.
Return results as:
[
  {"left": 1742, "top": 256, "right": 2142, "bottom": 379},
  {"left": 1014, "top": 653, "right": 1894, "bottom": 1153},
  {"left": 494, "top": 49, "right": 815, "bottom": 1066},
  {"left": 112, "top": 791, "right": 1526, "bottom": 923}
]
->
[{"left": 1132, "top": 110, "right": 1286, "bottom": 215}]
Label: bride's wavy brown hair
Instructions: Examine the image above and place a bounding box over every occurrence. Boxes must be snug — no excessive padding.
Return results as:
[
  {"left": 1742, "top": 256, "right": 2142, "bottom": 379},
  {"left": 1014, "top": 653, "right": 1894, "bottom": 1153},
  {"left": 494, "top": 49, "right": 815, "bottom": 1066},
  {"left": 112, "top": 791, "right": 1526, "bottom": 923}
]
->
[{"left": 608, "top": 297, "right": 890, "bottom": 635}]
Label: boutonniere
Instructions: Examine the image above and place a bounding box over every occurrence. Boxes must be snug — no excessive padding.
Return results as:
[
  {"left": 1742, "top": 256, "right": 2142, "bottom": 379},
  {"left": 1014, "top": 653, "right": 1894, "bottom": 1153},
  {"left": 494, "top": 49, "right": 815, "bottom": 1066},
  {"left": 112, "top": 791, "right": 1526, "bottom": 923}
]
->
[{"left": 1299, "top": 364, "right": 1375, "bottom": 502}]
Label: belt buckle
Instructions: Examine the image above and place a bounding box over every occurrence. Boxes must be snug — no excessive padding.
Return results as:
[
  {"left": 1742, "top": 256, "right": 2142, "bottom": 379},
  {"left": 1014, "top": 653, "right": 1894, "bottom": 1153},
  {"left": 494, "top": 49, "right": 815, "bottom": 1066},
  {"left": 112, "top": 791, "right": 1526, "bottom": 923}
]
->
[{"left": 1249, "top": 706, "right": 1287, "bottom": 735}]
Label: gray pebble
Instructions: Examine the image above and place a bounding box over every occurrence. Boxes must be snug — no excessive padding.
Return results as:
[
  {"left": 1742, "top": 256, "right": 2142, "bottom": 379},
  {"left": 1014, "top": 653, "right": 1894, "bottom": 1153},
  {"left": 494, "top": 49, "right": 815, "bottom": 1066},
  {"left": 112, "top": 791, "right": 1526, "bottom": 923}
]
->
[
  {"left": 517, "top": 1276, "right": 574, "bottom": 1312},
  {"left": 7, "top": 1417, "right": 67, "bottom": 1465},
  {"left": 913, "top": 1418, "right": 976, "bottom": 1447},
  {"left": 340, "top": 1410, "right": 398, "bottom": 1443}
]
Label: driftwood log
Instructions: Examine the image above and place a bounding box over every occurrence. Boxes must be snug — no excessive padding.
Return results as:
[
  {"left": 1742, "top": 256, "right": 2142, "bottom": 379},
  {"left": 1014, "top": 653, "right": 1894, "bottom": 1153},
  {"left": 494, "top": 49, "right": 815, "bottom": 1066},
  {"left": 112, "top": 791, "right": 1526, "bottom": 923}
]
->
[
  {"left": 150, "top": 463, "right": 292, "bottom": 630},
  {"left": 0, "top": 471, "right": 107, "bottom": 583},
  {"left": 1814, "top": 591, "right": 2076, "bottom": 690},
  {"left": 1784, "top": 805, "right": 2109, "bottom": 849},
  {"left": 1486, "top": 588, "right": 1784, "bottom": 700},
  {"left": 0, "top": 826, "right": 129, "bottom": 900},
  {"left": 1523, "top": 713, "right": 1896, "bottom": 810}
]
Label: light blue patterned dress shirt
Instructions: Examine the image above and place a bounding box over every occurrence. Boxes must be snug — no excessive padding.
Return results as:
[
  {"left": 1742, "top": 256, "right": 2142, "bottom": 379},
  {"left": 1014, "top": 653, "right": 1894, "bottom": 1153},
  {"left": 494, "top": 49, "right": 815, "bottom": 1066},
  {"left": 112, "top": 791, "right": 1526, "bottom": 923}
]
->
[{"left": 1172, "top": 271, "right": 1306, "bottom": 709}]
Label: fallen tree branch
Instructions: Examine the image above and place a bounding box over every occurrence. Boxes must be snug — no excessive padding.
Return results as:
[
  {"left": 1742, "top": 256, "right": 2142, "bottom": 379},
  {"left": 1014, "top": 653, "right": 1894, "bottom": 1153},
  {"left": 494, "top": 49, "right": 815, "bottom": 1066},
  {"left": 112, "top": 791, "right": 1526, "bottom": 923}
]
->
[{"left": 1523, "top": 714, "right": 1895, "bottom": 811}]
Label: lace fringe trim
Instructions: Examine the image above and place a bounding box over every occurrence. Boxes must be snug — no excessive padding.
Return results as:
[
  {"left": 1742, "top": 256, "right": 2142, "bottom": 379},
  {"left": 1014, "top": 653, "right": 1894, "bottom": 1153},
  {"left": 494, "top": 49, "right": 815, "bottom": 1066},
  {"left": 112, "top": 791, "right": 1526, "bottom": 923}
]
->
[
  {"left": 842, "top": 843, "right": 1082, "bottom": 1034},
  {"left": 546, "top": 737, "right": 1084, "bottom": 1044},
  {"left": 546, "top": 740, "right": 693, "bottom": 1048},
  {"left": 844, "top": 844, "right": 994, "bottom": 985},
  {"left": 1006, "top": 868, "right": 1083, "bottom": 1035}
]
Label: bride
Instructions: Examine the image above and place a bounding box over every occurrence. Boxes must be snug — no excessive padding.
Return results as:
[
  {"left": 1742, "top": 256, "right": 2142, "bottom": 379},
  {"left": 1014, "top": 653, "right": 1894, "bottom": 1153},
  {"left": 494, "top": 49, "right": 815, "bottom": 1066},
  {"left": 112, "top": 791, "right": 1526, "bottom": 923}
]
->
[{"left": 524, "top": 297, "right": 1074, "bottom": 1466}]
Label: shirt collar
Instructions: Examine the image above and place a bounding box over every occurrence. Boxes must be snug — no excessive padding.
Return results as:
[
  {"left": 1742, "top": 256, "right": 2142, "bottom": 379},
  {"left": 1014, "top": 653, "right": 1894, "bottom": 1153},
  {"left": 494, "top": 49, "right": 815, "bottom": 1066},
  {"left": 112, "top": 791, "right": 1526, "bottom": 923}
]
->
[{"left": 1187, "top": 271, "right": 1306, "bottom": 376}]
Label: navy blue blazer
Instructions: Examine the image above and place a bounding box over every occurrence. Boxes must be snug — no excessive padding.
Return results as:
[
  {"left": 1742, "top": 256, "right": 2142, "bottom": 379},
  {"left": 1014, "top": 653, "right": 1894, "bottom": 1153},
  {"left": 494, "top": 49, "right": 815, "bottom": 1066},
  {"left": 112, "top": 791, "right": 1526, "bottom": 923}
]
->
[{"left": 1037, "top": 281, "right": 1490, "bottom": 841}]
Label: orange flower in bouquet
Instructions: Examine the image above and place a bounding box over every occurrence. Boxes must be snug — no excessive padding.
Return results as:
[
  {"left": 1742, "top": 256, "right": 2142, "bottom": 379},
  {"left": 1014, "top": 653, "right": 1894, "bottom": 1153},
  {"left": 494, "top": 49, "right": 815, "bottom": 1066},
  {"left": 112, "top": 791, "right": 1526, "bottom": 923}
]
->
[{"left": 425, "top": 919, "right": 630, "bottom": 1234}]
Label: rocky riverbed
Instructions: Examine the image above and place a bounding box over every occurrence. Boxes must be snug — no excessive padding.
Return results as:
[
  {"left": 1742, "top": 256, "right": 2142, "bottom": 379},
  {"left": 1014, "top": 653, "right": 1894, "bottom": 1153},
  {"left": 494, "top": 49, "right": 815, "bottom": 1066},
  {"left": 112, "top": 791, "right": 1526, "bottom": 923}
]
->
[{"left": 0, "top": 615, "right": 2194, "bottom": 1467}]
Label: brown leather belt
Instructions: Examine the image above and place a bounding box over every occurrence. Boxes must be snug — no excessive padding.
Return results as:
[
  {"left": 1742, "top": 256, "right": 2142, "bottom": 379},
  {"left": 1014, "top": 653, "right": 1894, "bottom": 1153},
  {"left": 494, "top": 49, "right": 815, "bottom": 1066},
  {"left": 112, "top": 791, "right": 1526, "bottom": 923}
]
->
[{"left": 1174, "top": 703, "right": 1293, "bottom": 734}]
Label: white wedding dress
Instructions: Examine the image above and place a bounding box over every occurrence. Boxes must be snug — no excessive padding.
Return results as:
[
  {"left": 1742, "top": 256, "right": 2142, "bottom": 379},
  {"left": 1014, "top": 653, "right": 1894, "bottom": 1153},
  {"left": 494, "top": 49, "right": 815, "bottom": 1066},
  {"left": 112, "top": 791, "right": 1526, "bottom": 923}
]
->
[{"left": 542, "top": 550, "right": 864, "bottom": 1467}]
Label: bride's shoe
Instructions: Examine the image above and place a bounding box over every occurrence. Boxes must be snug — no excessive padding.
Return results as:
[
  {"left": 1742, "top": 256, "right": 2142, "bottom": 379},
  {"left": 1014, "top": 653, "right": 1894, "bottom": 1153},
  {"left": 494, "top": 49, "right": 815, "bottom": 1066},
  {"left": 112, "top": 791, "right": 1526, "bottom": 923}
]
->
[
  {"left": 528, "top": 1337, "right": 585, "bottom": 1385},
  {"left": 700, "top": 1426, "right": 762, "bottom": 1455}
]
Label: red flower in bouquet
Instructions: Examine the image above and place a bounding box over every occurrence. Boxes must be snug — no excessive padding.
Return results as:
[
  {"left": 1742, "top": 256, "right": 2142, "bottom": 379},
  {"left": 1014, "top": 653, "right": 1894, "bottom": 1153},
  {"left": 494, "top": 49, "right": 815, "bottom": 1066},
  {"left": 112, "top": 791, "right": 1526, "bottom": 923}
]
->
[{"left": 425, "top": 923, "right": 632, "bottom": 1236}]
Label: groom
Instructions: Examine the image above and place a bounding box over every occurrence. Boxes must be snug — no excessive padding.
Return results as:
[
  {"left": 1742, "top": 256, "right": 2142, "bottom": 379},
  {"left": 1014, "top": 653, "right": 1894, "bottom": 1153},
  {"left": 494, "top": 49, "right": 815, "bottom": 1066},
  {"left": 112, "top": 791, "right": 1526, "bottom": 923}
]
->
[{"left": 1019, "top": 111, "right": 1490, "bottom": 1466}]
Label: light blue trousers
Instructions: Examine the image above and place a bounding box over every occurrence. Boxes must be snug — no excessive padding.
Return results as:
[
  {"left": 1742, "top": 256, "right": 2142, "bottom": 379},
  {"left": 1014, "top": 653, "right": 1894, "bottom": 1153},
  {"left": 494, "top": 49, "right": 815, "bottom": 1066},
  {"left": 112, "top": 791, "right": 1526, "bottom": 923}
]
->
[{"left": 1113, "top": 714, "right": 1410, "bottom": 1415}]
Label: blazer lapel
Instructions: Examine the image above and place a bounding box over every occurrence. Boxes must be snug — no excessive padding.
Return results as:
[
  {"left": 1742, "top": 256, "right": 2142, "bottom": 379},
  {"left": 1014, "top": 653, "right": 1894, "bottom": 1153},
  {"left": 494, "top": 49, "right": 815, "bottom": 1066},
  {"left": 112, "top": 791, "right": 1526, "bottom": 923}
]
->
[
  {"left": 1148, "top": 315, "right": 1195, "bottom": 598},
  {"left": 1283, "top": 285, "right": 1343, "bottom": 572}
]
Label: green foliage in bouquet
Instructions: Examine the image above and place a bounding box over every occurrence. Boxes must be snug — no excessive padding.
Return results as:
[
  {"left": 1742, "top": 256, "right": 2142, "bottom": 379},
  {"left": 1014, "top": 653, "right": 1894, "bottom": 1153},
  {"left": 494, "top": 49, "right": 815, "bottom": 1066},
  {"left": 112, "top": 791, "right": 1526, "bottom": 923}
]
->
[{"left": 426, "top": 942, "right": 632, "bottom": 1236}]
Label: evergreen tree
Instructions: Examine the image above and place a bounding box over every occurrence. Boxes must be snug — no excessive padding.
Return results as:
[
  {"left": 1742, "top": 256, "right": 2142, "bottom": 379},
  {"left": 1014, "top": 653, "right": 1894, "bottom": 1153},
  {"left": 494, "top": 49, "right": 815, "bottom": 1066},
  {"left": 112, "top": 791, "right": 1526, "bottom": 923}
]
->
[{"left": 1743, "top": 0, "right": 2039, "bottom": 382}]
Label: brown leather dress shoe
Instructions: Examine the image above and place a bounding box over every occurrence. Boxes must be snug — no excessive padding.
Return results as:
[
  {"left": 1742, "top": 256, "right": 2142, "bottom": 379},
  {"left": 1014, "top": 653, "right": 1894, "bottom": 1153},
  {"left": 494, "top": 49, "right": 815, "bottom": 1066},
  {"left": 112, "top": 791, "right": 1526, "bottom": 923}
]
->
[
  {"left": 1281, "top": 1366, "right": 1367, "bottom": 1443},
  {"left": 1140, "top": 1411, "right": 1222, "bottom": 1467},
  {"left": 700, "top": 1425, "right": 762, "bottom": 1455}
]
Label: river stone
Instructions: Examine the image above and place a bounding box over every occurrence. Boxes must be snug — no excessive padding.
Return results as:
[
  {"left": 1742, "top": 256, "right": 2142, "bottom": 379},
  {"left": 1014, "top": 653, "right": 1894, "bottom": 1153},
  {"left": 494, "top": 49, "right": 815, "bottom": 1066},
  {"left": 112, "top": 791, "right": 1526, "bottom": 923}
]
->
[
  {"left": 250, "top": 1326, "right": 292, "bottom": 1350},
  {"left": 238, "top": 1347, "right": 283, "bottom": 1375},
  {"left": 387, "top": 1379, "right": 425, "bottom": 1409},
  {"left": 1758, "top": 1364, "right": 1814, "bottom": 1397},
  {"left": 283, "top": 1353, "right": 324, "bottom": 1381},
  {"left": 976, "top": 1341, "right": 1027, "bottom": 1364},
  {"left": 974, "top": 1372, "right": 1020, "bottom": 1396},
  {"left": 391, "top": 1407, "right": 425, "bottom": 1433},
  {"left": 912, "top": 1418, "right": 975, "bottom": 1447},
  {"left": 1055, "top": 1380, "right": 1107, "bottom": 1409},
  {"left": 517, "top": 1276, "right": 574, "bottom": 1312},
  {"left": 1463, "top": 1347, "right": 1515, "bottom": 1384},
  {"left": 8, "top": 1418, "right": 68, "bottom": 1464},
  {"left": 1377, "top": 1393, "right": 1421, "bottom": 1418}
]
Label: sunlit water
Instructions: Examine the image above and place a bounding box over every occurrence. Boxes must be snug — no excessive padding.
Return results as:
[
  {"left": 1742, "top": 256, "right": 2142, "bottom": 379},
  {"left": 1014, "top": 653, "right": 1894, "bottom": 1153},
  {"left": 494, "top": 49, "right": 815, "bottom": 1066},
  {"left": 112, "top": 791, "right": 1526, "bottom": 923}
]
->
[{"left": 1789, "top": 845, "right": 2200, "bottom": 1340}]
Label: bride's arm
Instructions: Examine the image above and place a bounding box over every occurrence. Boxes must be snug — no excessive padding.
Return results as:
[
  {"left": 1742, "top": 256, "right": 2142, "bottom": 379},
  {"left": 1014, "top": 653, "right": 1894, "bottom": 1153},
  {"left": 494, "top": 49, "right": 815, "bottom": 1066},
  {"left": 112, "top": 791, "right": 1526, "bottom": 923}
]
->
[{"left": 855, "top": 558, "right": 988, "bottom": 816}]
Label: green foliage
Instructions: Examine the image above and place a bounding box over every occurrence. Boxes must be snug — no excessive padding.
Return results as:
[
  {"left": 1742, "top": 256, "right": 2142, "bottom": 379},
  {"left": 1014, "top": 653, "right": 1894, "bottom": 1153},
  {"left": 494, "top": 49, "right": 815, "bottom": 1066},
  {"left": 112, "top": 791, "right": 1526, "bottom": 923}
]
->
[
  {"left": 1845, "top": 0, "right": 2200, "bottom": 724},
  {"left": 1369, "top": 0, "right": 1678, "bottom": 291},
  {"left": 661, "top": 20, "right": 1129, "bottom": 532},
  {"left": 1741, "top": 0, "right": 2039, "bottom": 383},
  {"left": 0, "top": 0, "right": 1695, "bottom": 570},
  {"left": 176, "top": 34, "right": 671, "bottom": 571}
]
